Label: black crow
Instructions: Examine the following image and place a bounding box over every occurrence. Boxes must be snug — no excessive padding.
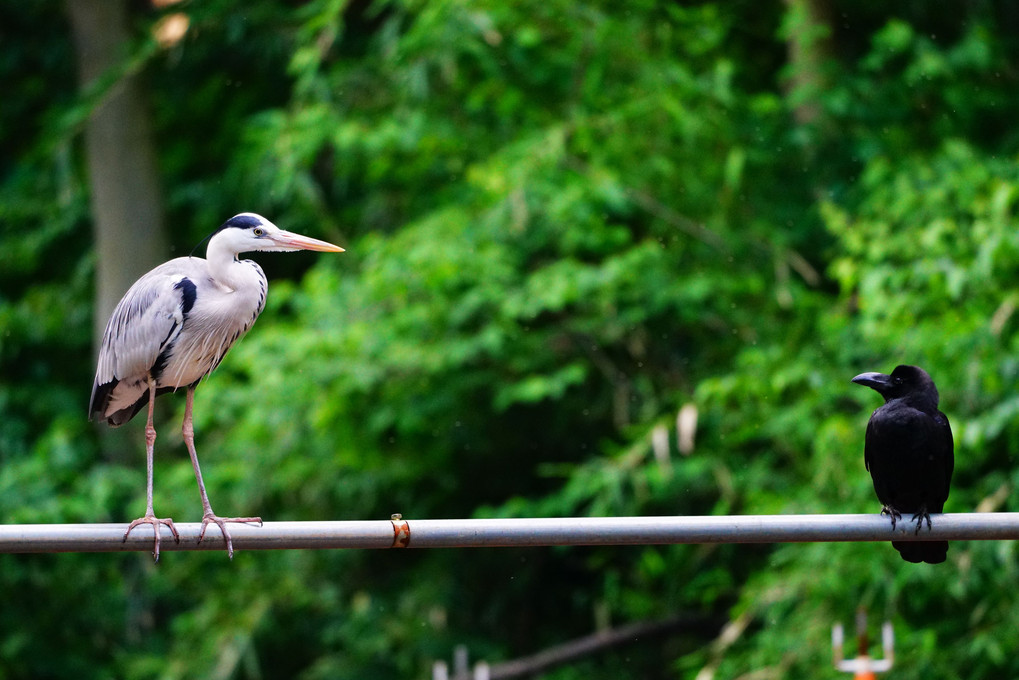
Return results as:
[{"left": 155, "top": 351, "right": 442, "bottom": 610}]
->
[{"left": 852, "top": 365, "right": 954, "bottom": 564}]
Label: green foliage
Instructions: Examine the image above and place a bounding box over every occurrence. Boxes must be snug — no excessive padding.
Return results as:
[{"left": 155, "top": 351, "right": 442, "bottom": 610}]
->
[{"left": 4, "top": 0, "right": 1019, "bottom": 678}]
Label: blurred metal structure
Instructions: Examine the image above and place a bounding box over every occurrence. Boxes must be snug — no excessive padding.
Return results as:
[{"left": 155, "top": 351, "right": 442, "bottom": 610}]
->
[
  {"left": 833, "top": 609, "right": 893, "bottom": 677},
  {"left": 433, "top": 613, "right": 720, "bottom": 680},
  {"left": 0, "top": 512, "right": 1017, "bottom": 555}
]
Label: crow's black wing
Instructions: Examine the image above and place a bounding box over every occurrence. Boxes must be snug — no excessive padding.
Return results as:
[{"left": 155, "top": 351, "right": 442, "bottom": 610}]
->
[{"left": 864, "top": 401, "right": 953, "bottom": 513}]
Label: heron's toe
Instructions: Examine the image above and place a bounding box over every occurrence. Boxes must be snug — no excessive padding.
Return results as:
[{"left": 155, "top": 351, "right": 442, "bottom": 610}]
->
[{"left": 123, "top": 514, "right": 179, "bottom": 562}]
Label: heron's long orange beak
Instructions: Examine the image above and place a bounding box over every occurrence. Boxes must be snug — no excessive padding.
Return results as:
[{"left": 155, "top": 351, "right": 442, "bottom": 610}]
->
[{"left": 271, "top": 229, "right": 345, "bottom": 252}]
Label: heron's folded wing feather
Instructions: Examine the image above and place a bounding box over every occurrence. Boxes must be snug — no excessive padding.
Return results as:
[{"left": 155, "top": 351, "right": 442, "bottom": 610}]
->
[{"left": 90, "top": 264, "right": 193, "bottom": 420}]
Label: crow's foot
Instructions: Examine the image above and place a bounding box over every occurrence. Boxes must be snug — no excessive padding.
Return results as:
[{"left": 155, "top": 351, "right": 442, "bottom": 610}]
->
[
  {"left": 910, "top": 507, "right": 933, "bottom": 535},
  {"left": 880, "top": 505, "right": 902, "bottom": 530}
]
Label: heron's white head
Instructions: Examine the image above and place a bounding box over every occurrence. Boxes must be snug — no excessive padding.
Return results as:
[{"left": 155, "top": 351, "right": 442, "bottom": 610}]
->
[{"left": 209, "top": 213, "right": 345, "bottom": 256}]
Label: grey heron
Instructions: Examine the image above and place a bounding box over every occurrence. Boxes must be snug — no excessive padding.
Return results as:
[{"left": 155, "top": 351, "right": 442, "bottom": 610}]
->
[{"left": 89, "top": 213, "right": 344, "bottom": 561}]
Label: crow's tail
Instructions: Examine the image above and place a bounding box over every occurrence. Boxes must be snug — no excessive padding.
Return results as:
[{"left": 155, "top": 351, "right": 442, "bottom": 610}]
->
[{"left": 893, "top": 540, "right": 948, "bottom": 564}]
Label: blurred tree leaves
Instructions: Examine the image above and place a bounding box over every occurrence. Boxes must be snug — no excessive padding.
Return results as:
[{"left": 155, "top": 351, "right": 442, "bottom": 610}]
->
[{"left": 4, "top": 0, "right": 1019, "bottom": 678}]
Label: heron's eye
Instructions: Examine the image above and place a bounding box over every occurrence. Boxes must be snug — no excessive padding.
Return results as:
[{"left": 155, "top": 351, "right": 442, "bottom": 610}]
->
[{"left": 252, "top": 228, "right": 265, "bottom": 237}]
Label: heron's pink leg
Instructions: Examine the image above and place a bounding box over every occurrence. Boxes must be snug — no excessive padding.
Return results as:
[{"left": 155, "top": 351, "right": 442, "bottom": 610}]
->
[
  {"left": 182, "top": 387, "right": 261, "bottom": 559},
  {"left": 124, "top": 377, "right": 180, "bottom": 561}
]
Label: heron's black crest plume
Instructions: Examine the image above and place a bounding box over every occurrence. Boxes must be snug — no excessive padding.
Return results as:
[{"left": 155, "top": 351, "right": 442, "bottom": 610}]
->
[
  {"left": 189, "top": 231, "right": 213, "bottom": 258},
  {"left": 189, "top": 214, "right": 268, "bottom": 257},
  {"left": 217, "top": 213, "right": 265, "bottom": 232}
]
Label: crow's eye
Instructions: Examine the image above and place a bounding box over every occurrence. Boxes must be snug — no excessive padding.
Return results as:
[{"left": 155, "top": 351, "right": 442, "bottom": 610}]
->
[{"left": 253, "top": 228, "right": 265, "bottom": 237}]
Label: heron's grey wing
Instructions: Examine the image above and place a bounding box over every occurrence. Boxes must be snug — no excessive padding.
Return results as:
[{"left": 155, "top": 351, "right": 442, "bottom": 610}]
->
[{"left": 90, "top": 263, "right": 193, "bottom": 424}]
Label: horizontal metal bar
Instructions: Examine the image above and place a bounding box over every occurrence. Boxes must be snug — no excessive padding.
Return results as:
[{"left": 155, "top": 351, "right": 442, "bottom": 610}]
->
[{"left": 0, "top": 513, "right": 1017, "bottom": 555}]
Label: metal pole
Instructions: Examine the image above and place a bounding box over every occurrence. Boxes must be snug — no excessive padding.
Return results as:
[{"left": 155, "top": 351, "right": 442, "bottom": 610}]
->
[{"left": 0, "top": 513, "right": 1017, "bottom": 555}]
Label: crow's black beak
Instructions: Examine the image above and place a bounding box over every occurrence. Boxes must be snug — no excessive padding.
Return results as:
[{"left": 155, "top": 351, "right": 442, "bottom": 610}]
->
[{"left": 851, "top": 372, "right": 892, "bottom": 390}]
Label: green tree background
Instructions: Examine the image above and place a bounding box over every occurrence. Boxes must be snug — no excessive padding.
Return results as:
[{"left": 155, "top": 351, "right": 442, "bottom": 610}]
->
[{"left": 3, "top": 1, "right": 1019, "bottom": 677}]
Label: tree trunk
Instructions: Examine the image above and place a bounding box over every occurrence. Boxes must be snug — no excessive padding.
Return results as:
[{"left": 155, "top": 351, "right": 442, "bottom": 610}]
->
[
  {"left": 66, "top": 0, "right": 167, "bottom": 349},
  {"left": 782, "top": 0, "right": 835, "bottom": 128}
]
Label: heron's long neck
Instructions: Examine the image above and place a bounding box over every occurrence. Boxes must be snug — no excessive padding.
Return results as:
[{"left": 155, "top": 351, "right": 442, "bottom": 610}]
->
[{"left": 205, "top": 238, "right": 253, "bottom": 292}]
